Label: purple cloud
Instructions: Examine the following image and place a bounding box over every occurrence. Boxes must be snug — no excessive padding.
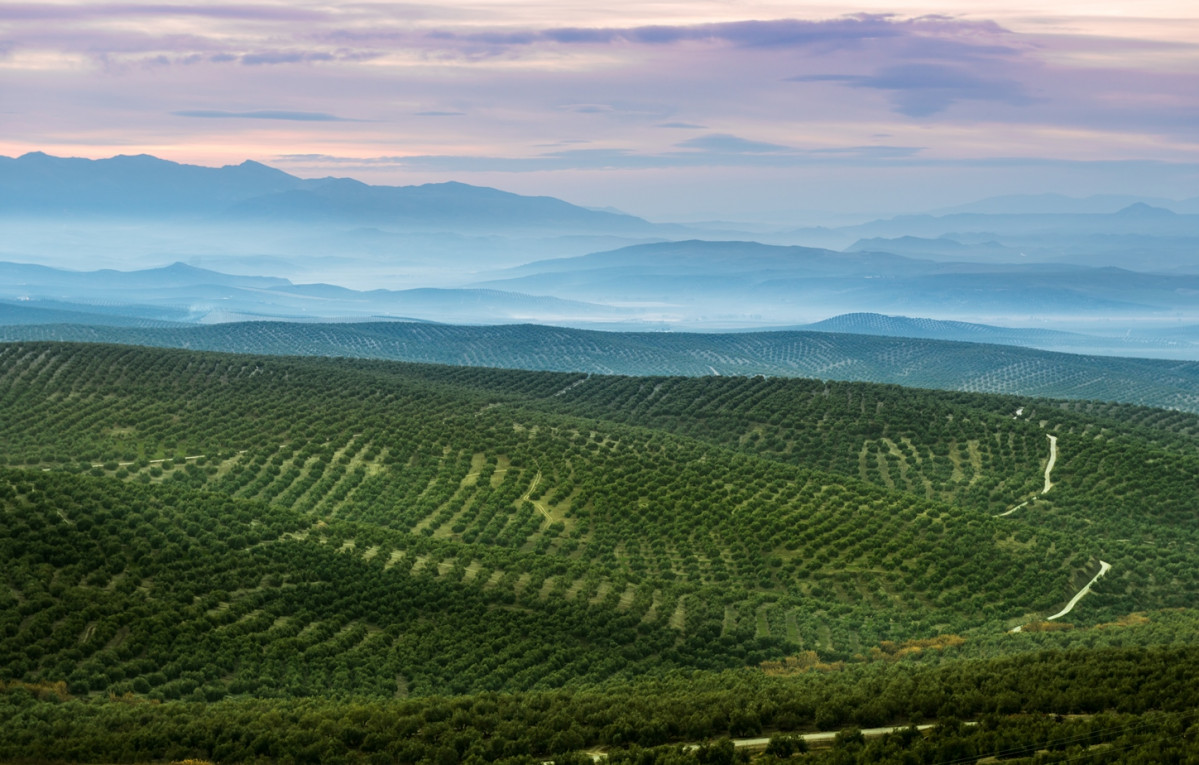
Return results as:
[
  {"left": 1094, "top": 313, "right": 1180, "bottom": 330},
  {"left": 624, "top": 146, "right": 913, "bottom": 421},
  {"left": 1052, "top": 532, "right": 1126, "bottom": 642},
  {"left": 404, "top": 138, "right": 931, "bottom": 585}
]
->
[
  {"left": 791, "top": 63, "right": 1032, "bottom": 116},
  {"left": 423, "top": 14, "right": 969, "bottom": 56},
  {"left": 241, "top": 50, "right": 334, "bottom": 66},
  {"left": 294, "top": 14, "right": 1015, "bottom": 63}
]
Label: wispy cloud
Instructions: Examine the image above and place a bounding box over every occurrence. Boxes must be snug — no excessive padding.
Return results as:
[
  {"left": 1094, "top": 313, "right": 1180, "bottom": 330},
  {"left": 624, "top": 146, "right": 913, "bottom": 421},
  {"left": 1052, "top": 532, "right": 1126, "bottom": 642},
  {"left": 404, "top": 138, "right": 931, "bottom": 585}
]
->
[
  {"left": 677, "top": 133, "right": 792, "bottom": 154},
  {"left": 173, "top": 110, "right": 357, "bottom": 122},
  {"left": 423, "top": 15, "right": 1000, "bottom": 54},
  {"left": 271, "top": 142, "right": 927, "bottom": 173},
  {"left": 239, "top": 49, "right": 385, "bottom": 66},
  {"left": 790, "top": 63, "right": 1033, "bottom": 116}
]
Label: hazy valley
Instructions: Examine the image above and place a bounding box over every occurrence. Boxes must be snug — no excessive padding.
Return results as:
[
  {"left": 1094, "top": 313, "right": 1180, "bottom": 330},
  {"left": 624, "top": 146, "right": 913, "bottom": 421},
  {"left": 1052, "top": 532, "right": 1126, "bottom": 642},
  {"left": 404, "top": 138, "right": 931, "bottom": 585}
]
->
[{"left": 3, "top": 152, "right": 1199, "bottom": 764}]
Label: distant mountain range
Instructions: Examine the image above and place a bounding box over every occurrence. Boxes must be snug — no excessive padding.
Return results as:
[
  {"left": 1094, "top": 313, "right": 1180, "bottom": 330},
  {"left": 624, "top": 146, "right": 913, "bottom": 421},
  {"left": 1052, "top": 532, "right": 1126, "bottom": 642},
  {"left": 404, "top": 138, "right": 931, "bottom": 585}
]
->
[
  {"left": 3, "top": 152, "right": 1198, "bottom": 340},
  {"left": 474, "top": 240, "right": 1199, "bottom": 323},
  {"left": 778, "top": 204, "right": 1199, "bottom": 268},
  {"left": 930, "top": 192, "right": 1199, "bottom": 216},
  {"left": 5, "top": 256, "right": 1199, "bottom": 356},
  {"left": 0, "top": 261, "right": 624, "bottom": 325},
  {"left": 808, "top": 203, "right": 1199, "bottom": 240},
  {"left": 0, "top": 152, "right": 668, "bottom": 235}
]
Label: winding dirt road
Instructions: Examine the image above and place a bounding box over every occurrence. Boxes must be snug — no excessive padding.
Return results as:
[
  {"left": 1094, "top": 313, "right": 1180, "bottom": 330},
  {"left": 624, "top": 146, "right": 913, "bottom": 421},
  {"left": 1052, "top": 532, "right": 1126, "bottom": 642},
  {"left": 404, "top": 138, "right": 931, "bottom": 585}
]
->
[
  {"left": 1010, "top": 560, "right": 1112, "bottom": 632},
  {"left": 1042, "top": 434, "right": 1057, "bottom": 494},
  {"left": 521, "top": 471, "right": 552, "bottom": 521},
  {"left": 581, "top": 724, "right": 943, "bottom": 761},
  {"left": 1045, "top": 561, "right": 1112, "bottom": 621},
  {"left": 997, "top": 433, "right": 1057, "bottom": 517}
]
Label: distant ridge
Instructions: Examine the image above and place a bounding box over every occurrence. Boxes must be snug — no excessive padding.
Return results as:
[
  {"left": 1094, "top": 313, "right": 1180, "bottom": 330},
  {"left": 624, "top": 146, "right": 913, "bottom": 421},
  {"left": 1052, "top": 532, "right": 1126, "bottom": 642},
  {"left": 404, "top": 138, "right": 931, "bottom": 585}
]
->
[
  {"left": 0, "top": 152, "right": 298, "bottom": 215},
  {"left": 0, "top": 260, "right": 626, "bottom": 325},
  {"left": 2, "top": 321, "right": 1196, "bottom": 412},
  {"left": 476, "top": 239, "right": 1199, "bottom": 321},
  {"left": 0, "top": 152, "right": 662, "bottom": 233},
  {"left": 804, "top": 312, "right": 1102, "bottom": 345},
  {"left": 796, "top": 313, "right": 1199, "bottom": 357},
  {"left": 930, "top": 193, "right": 1184, "bottom": 216},
  {"left": 0, "top": 301, "right": 187, "bottom": 328}
]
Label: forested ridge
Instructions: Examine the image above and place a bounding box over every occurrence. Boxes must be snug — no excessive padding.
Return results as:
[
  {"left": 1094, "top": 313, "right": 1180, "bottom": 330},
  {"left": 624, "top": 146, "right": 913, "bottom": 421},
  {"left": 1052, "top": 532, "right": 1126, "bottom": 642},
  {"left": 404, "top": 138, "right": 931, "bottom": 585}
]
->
[
  {"left": 3, "top": 320, "right": 1198, "bottom": 412},
  {"left": 2, "top": 341, "right": 1198, "bottom": 764}
]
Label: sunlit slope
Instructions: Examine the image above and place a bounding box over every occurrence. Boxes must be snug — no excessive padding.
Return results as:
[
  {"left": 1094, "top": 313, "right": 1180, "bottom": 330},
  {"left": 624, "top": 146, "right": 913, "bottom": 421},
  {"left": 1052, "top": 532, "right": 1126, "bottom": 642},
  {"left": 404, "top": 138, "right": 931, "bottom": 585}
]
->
[
  {"left": 531, "top": 375, "right": 1047, "bottom": 511},
  {"left": 1, "top": 342, "right": 1196, "bottom": 702},
  {"left": 2, "top": 322, "right": 1199, "bottom": 411},
  {"left": 519, "top": 372, "right": 1199, "bottom": 618}
]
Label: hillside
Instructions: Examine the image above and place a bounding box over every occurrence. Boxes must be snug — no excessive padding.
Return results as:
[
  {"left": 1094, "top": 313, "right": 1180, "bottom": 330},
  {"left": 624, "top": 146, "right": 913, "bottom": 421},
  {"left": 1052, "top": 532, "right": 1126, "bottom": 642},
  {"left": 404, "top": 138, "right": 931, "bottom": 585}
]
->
[
  {"left": 2, "top": 342, "right": 1198, "bottom": 762},
  {"left": 792, "top": 313, "right": 1199, "bottom": 360},
  {"left": 2, "top": 321, "right": 1197, "bottom": 412}
]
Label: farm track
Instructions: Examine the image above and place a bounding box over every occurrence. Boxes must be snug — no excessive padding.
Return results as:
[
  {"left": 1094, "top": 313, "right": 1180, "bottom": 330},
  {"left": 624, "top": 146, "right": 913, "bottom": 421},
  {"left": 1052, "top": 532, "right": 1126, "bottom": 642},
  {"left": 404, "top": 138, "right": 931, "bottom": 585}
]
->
[
  {"left": 996, "top": 433, "right": 1057, "bottom": 517},
  {"left": 520, "top": 471, "right": 551, "bottom": 521},
  {"left": 581, "top": 723, "right": 946, "bottom": 761},
  {"left": 996, "top": 430, "right": 1110, "bottom": 630},
  {"left": 1045, "top": 561, "right": 1112, "bottom": 621},
  {"left": 1042, "top": 434, "right": 1058, "bottom": 494},
  {"left": 1011, "top": 561, "right": 1112, "bottom": 633}
]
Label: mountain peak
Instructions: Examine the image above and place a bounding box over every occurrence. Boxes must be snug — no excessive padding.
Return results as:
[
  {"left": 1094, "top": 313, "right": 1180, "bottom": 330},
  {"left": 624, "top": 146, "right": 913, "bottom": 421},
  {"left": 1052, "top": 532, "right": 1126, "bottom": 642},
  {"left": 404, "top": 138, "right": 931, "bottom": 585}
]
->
[{"left": 1115, "top": 202, "right": 1176, "bottom": 217}]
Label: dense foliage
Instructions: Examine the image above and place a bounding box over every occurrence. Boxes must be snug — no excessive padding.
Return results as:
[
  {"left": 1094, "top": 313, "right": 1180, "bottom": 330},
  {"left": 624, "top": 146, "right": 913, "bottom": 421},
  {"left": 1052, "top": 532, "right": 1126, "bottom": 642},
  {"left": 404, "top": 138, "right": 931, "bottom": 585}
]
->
[{"left": 1, "top": 341, "right": 1197, "bottom": 763}]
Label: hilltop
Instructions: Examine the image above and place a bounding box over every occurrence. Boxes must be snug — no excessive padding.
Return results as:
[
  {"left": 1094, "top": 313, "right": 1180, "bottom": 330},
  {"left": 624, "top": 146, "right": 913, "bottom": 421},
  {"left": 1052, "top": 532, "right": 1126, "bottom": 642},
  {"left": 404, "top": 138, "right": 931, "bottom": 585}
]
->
[{"left": 2, "top": 320, "right": 1197, "bottom": 412}]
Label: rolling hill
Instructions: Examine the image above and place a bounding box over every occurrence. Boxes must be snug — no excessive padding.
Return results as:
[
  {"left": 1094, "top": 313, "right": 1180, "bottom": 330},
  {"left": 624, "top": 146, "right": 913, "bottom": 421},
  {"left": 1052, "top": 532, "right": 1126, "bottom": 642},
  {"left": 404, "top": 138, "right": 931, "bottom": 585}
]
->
[
  {"left": 793, "top": 312, "right": 1199, "bottom": 358},
  {"left": 0, "top": 343, "right": 1086, "bottom": 694},
  {"left": 2, "top": 341, "right": 1199, "bottom": 762},
  {"left": 1, "top": 320, "right": 1197, "bottom": 412}
]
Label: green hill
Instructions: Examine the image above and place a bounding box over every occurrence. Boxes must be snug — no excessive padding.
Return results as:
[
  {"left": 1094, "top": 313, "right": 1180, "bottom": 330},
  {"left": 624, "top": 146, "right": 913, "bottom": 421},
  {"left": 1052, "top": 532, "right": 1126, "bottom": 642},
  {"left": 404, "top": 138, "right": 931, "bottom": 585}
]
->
[
  {"left": 2, "top": 321, "right": 1198, "bottom": 412},
  {"left": 2, "top": 341, "right": 1198, "bottom": 763}
]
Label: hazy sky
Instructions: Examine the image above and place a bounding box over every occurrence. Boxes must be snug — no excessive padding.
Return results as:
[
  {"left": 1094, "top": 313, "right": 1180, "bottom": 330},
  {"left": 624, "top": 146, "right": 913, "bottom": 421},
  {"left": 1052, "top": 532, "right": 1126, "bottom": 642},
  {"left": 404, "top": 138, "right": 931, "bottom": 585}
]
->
[{"left": 2, "top": 1, "right": 1198, "bottom": 219}]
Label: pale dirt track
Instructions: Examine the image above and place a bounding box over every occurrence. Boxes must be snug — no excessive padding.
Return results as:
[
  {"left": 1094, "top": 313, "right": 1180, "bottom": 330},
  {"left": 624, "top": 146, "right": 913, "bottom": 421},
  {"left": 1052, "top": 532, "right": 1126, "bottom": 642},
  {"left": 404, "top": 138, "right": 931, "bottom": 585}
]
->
[
  {"left": 1010, "top": 561, "right": 1112, "bottom": 632},
  {"left": 1045, "top": 561, "right": 1112, "bottom": 621},
  {"left": 1042, "top": 434, "right": 1058, "bottom": 494},
  {"left": 582, "top": 724, "right": 942, "bottom": 760},
  {"left": 997, "top": 433, "right": 1057, "bottom": 517},
  {"left": 521, "top": 471, "right": 552, "bottom": 521},
  {"left": 995, "top": 433, "right": 1111, "bottom": 630}
]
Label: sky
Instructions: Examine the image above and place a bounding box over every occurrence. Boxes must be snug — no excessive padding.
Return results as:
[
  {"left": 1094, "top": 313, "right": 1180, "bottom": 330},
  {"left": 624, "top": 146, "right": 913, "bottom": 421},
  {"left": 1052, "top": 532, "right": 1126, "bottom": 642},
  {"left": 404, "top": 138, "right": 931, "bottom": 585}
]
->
[{"left": 2, "top": 1, "right": 1198, "bottom": 220}]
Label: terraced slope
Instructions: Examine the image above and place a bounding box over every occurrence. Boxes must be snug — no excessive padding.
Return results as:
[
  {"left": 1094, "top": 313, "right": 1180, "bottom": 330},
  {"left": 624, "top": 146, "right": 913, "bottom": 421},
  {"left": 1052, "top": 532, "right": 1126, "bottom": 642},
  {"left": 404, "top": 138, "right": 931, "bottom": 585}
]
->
[
  {"left": 0, "top": 345, "right": 1103, "bottom": 700},
  {"left": 1, "top": 342, "right": 1197, "bottom": 713},
  {"left": 4, "top": 340, "right": 1199, "bottom": 764},
  {"left": 2, "top": 321, "right": 1198, "bottom": 411},
  {"left": 2, "top": 468, "right": 758, "bottom": 698}
]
